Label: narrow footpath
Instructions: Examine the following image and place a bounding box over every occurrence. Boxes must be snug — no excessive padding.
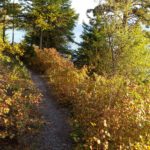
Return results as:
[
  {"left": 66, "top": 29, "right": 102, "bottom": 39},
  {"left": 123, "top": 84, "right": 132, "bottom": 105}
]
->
[{"left": 30, "top": 71, "right": 73, "bottom": 150}]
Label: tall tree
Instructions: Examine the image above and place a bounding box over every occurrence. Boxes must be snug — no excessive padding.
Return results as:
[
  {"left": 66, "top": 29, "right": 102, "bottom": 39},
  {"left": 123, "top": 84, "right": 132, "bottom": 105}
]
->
[
  {"left": 20, "top": 0, "right": 78, "bottom": 53},
  {"left": 0, "top": 0, "right": 10, "bottom": 43},
  {"left": 9, "top": 0, "right": 22, "bottom": 45},
  {"left": 77, "top": 0, "right": 150, "bottom": 78},
  {"left": 0, "top": 0, "right": 22, "bottom": 44}
]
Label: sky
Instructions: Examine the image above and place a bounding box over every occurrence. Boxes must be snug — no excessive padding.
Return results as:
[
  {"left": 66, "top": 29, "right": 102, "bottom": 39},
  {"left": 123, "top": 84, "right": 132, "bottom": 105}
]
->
[
  {"left": 71, "top": 0, "right": 99, "bottom": 47},
  {"left": 7, "top": 0, "right": 99, "bottom": 48},
  {"left": 6, "top": 30, "right": 25, "bottom": 43},
  {"left": 71, "top": 0, "right": 99, "bottom": 24}
]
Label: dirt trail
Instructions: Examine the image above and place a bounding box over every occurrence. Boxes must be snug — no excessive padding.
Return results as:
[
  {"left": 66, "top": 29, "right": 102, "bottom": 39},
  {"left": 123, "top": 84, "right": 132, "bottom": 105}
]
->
[{"left": 30, "top": 71, "right": 73, "bottom": 150}]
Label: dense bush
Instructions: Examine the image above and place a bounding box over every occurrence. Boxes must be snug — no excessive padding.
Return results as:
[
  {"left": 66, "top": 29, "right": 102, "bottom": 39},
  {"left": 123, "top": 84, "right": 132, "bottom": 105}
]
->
[
  {"left": 0, "top": 47, "right": 41, "bottom": 143},
  {"left": 33, "top": 47, "right": 87, "bottom": 104},
  {"left": 74, "top": 75, "right": 150, "bottom": 149},
  {"left": 33, "top": 47, "right": 150, "bottom": 149}
]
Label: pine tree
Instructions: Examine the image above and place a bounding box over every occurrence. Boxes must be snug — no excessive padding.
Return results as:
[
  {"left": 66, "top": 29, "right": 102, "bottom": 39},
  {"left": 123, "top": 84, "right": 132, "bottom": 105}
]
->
[
  {"left": 20, "top": 0, "right": 78, "bottom": 53},
  {"left": 8, "top": 0, "right": 22, "bottom": 45},
  {"left": 77, "top": 0, "right": 150, "bottom": 79},
  {"left": 0, "top": 0, "right": 10, "bottom": 43},
  {"left": 0, "top": 0, "right": 22, "bottom": 44}
]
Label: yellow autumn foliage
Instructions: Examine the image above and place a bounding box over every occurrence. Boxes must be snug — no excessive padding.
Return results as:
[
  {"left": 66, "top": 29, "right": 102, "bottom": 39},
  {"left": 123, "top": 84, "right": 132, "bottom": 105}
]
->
[
  {"left": 33, "top": 47, "right": 150, "bottom": 149},
  {"left": 0, "top": 50, "right": 41, "bottom": 141}
]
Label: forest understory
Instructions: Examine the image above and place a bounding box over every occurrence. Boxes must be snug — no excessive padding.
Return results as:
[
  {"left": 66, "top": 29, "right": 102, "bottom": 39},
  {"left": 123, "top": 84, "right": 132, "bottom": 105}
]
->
[{"left": 0, "top": 0, "right": 150, "bottom": 150}]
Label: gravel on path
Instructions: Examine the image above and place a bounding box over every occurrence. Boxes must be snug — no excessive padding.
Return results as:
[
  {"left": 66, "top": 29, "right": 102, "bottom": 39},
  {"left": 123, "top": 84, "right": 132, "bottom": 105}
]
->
[{"left": 30, "top": 71, "right": 73, "bottom": 150}]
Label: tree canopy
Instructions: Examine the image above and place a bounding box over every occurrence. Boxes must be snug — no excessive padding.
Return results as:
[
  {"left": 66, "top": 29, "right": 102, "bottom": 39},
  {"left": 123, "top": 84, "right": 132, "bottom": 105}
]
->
[
  {"left": 77, "top": 0, "right": 150, "bottom": 80},
  {"left": 20, "top": 0, "right": 78, "bottom": 53}
]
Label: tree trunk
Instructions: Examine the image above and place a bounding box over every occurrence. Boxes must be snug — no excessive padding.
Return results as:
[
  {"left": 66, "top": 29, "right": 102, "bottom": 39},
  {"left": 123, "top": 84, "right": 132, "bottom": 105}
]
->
[
  {"left": 123, "top": 0, "right": 129, "bottom": 28},
  {"left": 3, "top": 0, "right": 6, "bottom": 43},
  {"left": 46, "top": 32, "right": 49, "bottom": 48},
  {"left": 111, "top": 47, "right": 115, "bottom": 74},
  {"left": 123, "top": 14, "right": 128, "bottom": 28},
  {"left": 40, "top": 29, "right": 43, "bottom": 50},
  {"left": 108, "top": 35, "right": 115, "bottom": 74},
  {"left": 12, "top": 0, "right": 15, "bottom": 46},
  {"left": 12, "top": 22, "right": 15, "bottom": 46},
  {"left": 3, "top": 17, "right": 6, "bottom": 43}
]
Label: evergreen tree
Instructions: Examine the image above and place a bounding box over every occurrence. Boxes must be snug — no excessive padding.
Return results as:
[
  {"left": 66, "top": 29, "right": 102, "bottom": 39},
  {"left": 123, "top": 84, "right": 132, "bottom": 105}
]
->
[
  {"left": 0, "top": 0, "right": 22, "bottom": 44},
  {"left": 0, "top": 0, "right": 10, "bottom": 42},
  {"left": 20, "top": 0, "right": 78, "bottom": 53},
  {"left": 77, "top": 0, "right": 150, "bottom": 79},
  {"left": 8, "top": 0, "right": 22, "bottom": 45}
]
